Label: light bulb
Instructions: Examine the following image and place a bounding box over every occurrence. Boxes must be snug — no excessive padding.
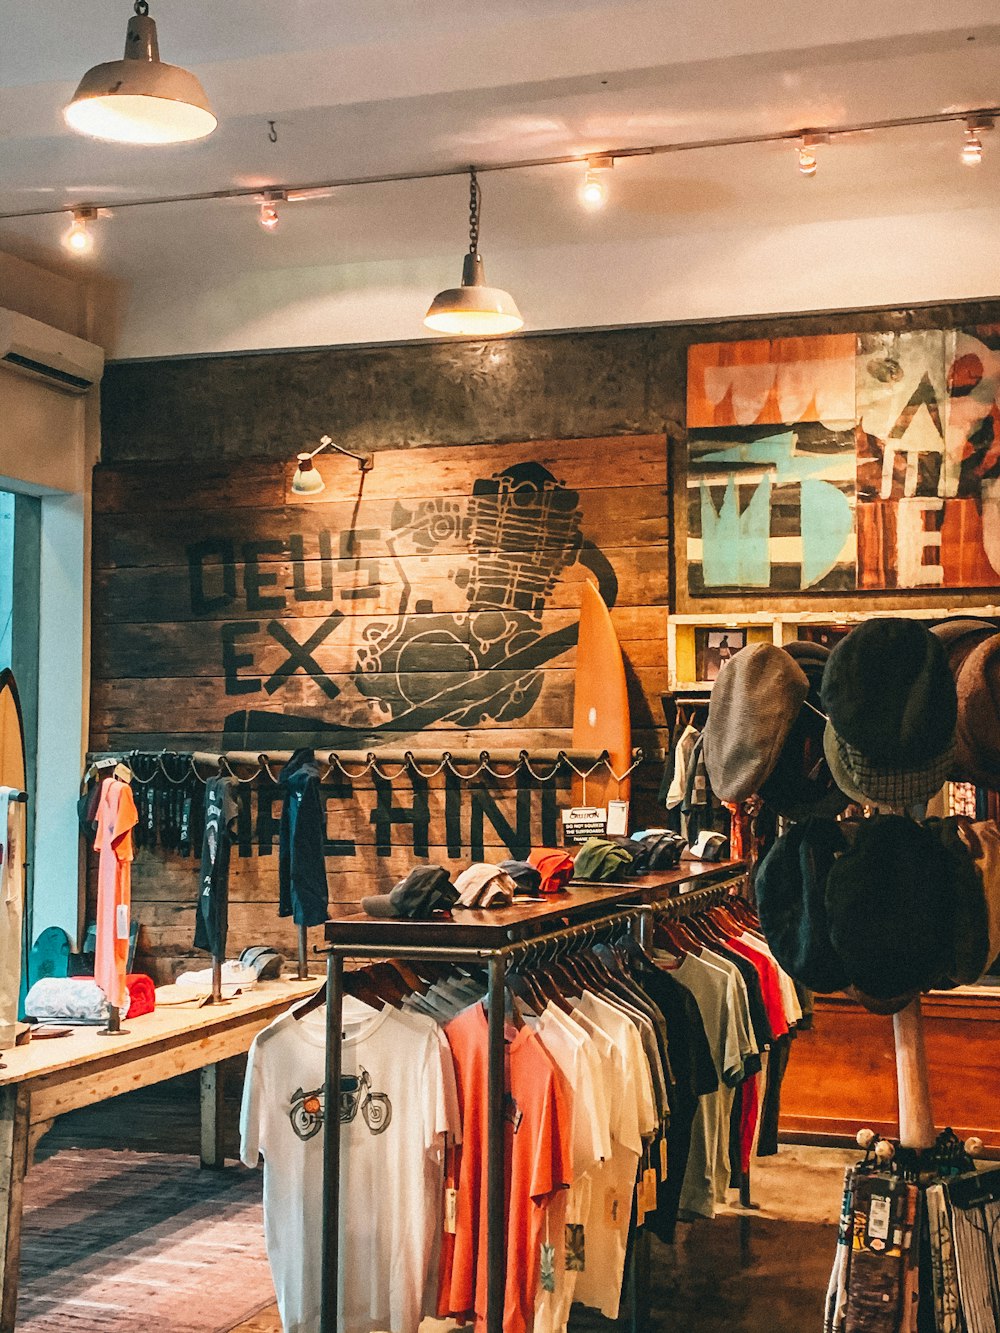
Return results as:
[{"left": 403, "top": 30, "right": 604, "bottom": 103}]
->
[
  {"left": 62, "top": 209, "right": 96, "bottom": 256},
  {"left": 259, "top": 201, "right": 280, "bottom": 230},
  {"left": 798, "top": 145, "right": 818, "bottom": 177},
  {"left": 581, "top": 169, "right": 607, "bottom": 208},
  {"left": 962, "top": 130, "right": 983, "bottom": 167}
]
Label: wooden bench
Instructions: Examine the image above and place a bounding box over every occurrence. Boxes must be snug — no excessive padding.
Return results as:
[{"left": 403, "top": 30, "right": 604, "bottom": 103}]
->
[{"left": 0, "top": 976, "right": 319, "bottom": 1331}]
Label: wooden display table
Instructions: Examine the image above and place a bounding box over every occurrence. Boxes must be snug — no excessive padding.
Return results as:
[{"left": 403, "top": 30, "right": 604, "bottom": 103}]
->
[
  {"left": 0, "top": 976, "right": 319, "bottom": 1331},
  {"left": 779, "top": 986, "right": 1000, "bottom": 1157}
]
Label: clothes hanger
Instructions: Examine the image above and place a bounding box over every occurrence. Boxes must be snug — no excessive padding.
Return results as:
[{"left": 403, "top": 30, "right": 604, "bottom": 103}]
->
[
  {"left": 653, "top": 917, "right": 696, "bottom": 957},
  {"left": 291, "top": 966, "right": 384, "bottom": 1021},
  {"left": 365, "top": 962, "right": 410, "bottom": 1007},
  {"left": 385, "top": 960, "right": 424, "bottom": 991}
]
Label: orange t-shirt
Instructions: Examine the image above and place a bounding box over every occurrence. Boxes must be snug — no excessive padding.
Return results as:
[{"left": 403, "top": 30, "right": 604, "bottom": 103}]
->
[
  {"left": 444, "top": 1003, "right": 572, "bottom": 1333},
  {"left": 94, "top": 778, "right": 138, "bottom": 1011}
]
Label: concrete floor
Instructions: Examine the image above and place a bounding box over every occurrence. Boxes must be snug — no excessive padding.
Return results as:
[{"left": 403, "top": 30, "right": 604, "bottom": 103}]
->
[{"left": 42, "top": 1068, "right": 851, "bottom": 1333}]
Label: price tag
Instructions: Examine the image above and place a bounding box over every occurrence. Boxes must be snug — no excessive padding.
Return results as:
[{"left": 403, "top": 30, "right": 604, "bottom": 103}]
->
[
  {"left": 116, "top": 904, "right": 130, "bottom": 940},
  {"left": 444, "top": 1188, "right": 458, "bottom": 1234},
  {"left": 604, "top": 1188, "right": 625, "bottom": 1230},
  {"left": 540, "top": 1242, "right": 556, "bottom": 1293},
  {"left": 644, "top": 1168, "right": 658, "bottom": 1214},
  {"left": 635, "top": 1181, "right": 646, "bottom": 1227},
  {"left": 606, "top": 800, "right": 630, "bottom": 836}
]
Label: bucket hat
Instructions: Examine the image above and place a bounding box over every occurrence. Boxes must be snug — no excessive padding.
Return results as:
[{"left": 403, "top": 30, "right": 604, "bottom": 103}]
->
[
  {"left": 954, "top": 634, "right": 1000, "bottom": 790},
  {"left": 703, "top": 644, "right": 809, "bottom": 803},
  {"left": 362, "top": 865, "right": 459, "bottom": 918},
  {"left": 755, "top": 818, "right": 851, "bottom": 994},
  {"left": 825, "top": 815, "right": 975, "bottom": 999},
  {"left": 820, "top": 619, "right": 957, "bottom": 806},
  {"left": 759, "top": 642, "right": 850, "bottom": 821}
]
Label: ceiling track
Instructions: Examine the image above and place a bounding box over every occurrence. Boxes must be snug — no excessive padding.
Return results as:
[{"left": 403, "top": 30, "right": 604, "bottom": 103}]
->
[{"left": 1, "top": 104, "right": 997, "bottom": 223}]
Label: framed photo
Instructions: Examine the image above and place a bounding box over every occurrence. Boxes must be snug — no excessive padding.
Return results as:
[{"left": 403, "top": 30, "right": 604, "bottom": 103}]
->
[
  {"left": 796, "top": 625, "right": 851, "bottom": 652},
  {"left": 695, "top": 627, "right": 747, "bottom": 682}
]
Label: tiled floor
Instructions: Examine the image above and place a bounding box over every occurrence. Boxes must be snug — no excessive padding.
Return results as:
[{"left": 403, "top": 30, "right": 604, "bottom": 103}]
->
[{"left": 38, "top": 1068, "right": 850, "bottom": 1332}]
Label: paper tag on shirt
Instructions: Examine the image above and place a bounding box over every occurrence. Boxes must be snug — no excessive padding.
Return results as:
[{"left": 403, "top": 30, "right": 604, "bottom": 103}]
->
[
  {"left": 540, "top": 1242, "right": 556, "bottom": 1293},
  {"left": 659, "top": 1135, "right": 669, "bottom": 1182},
  {"left": 643, "top": 1167, "right": 658, "bottom": 1213},
  {"left": 635, "top": 1181, "right": 645, "bottom": 1227},
  {"left": 115, "top": 904, "right": 130, "bottom": 940},
  {"left": 444, "top": 1188, "right": 458, "bottom": 1235},
  {"left": 604, "top": 1188, "right": 626, "bottom": 1230},
  {"left": 868, "top": 1193, "right": 891, "bottom": 1242},
  {"left": 564, "top": 1223, "right": 585, "bottom": 1272}
]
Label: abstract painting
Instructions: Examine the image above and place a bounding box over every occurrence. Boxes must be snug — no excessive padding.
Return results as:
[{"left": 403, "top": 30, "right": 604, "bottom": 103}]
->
[{"left": 686, "top": 326, "right": 1000, "bottom": 595}]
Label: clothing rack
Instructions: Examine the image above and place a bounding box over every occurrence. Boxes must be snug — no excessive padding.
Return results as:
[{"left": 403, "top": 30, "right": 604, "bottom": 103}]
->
[{"left": 319, "top": 865, "right": 748, "bottom": 1333}]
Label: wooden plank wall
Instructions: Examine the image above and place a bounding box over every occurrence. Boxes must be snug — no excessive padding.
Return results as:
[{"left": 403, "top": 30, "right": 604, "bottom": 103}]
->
[{"left": 90, "top": 434, "right": 669, "bottom": 980}]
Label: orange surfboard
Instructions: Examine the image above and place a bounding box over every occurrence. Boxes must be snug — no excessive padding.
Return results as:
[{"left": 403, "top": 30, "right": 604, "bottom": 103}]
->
[{"left": 572, "top": 580, "right": 631, "bottom": 807}]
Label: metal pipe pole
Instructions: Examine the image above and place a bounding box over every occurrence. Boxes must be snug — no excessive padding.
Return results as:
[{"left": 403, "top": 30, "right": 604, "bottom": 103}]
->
[
  {"left": 486, "top": 952, "right": 507, "bottom": 1333},
  {"left": 297, "top": 924, "right": 313, "bottom": 980},
  {"left": 320, "top": 951, "right": 344, "bottom": 1333}
]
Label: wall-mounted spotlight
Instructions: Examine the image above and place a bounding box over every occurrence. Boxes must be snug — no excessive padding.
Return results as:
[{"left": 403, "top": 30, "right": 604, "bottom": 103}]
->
[
  {"left": 258, "top": 190, "right": 286, "bottom": 231},
  {"left": 581, "top": 155, "right": 614, "bottom": 208},
  {"left": 291, "top": 435, "right": 374, "bottom": 495},
  {"left": 62, "top": 207, "right": 99, "bottom": 256},
  {"left": 796, "top": 132, "right": 829, "bottom": 177},
  {"left": 961, "top": 116, "right": 994, "bottom": 166}
]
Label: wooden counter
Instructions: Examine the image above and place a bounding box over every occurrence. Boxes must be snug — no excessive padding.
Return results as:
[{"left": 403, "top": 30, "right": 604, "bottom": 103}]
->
[{"left": 779, "top": 987, "right": 1000, "bottom": 1157}]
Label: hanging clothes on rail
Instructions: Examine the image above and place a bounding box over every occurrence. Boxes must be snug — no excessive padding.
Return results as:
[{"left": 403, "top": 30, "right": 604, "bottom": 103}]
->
[
  {"left": 278, "top": 748, "right": 329, "bottom": 928},
  {"left": 194, "top": 775, "right": 238, "bottom": 958},
  {"left": 241, "top": 994, "right": 460, "bottom": 1333},
  {"left": 94, "top": 775, "right": 138, "bottom": 1013}
]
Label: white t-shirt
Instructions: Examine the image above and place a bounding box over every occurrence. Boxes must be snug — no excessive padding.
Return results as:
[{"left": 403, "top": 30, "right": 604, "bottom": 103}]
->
[{"left": 240, "top": 998, "right": 459, "bottom": 1333}]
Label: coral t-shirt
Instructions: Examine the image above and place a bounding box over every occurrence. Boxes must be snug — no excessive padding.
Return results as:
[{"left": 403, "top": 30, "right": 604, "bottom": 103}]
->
[
  {"left": 94, "top": 778, "right": 138, "bottom": 1011},
  {"left": 444, "top": 1003, "right": 572, "bottom": 1333}
]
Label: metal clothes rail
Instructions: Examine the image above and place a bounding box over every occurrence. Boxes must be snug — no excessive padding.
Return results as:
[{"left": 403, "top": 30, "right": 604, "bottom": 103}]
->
[{"left": 318, "top": 868, "right": 748, "bottom": 1333}]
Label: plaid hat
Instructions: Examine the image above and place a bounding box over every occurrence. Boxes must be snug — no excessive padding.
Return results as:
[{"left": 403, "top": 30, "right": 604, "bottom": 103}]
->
[
  {"left": 362, "top": 865, "right": 459, "bottom": 918},
  {"left": 572, "top": 837, "right": 634, "bottom": 882},
  {"left": 528, "top": 849, "right": 575, "bottom": 894},
  {"left": 453, "top": 863, "right": 517, "bottom": 908},
  {"left": 703, "top": 644, "right": 809, "bottom": 803},
  {"left": 821, "top": 619, "right": 957, "bottom": 806},
  {"left": 755, "top": 818, "right": 851, "bottom": 994},
  {"left": 824, "top": 815, "right": 974, "bottom": 999},
  {"left": 954, "top": 634, "right": 1000, "bottom": 789},
  {"left": 759, "top": 642, "right": 849, "bottom": 821},
  {"left": 500, "top": 859, "right": 542, "bottom": 893}
]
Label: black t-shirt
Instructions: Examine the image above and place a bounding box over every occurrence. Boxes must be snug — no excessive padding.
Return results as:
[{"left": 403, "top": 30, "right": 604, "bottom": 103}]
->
[{"left": 195, "top": 777, "right": 238, "bottom": 956}]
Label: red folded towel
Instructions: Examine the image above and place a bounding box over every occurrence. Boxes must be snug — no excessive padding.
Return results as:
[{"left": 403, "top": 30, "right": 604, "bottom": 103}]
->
[{"left": 78, "top": 973, "right": 156, "bottom": 1018}]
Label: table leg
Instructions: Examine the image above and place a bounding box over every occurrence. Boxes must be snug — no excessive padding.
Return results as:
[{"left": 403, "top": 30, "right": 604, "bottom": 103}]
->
[
  {"left": 0, "top": 1086, "right": 29, "bottom": 1333},
  {"left": 199, "top": 1062, "right": 226, "bottom": 1169}
]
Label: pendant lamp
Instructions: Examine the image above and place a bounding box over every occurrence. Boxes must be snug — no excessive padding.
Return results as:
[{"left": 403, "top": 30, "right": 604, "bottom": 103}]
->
[
  {"left": 65, "top": 1, "right": 217, "bottom": 145},
  {"left": 424, "top": 168, "right": 523, "bottom": 337}
]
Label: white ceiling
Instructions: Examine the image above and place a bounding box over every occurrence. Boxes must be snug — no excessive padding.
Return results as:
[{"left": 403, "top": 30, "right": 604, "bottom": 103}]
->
[{"left": 0, "top": 1, "right": 998, "bottom": 347}]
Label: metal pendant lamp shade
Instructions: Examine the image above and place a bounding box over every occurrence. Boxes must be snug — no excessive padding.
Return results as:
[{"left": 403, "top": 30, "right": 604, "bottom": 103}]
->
[
  {"left": 424, "top": 169, "right": 524, "bottom": 337},
  {"left": 65, "top": 2, "right": 217, "bottom": 145}
]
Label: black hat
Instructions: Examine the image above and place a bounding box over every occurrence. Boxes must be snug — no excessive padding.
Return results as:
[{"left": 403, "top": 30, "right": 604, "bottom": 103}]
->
[
  {"left": 824, "top": 815, "right": 975, "bottom": 999},
  {"left": 820, "top": 619, "right": 957, "bottom": 805},
  {"left": 500, "top": 859, "right": 542, "bottom": 893},
  {"left": 755, "top": 818, "right": 851, "bottom": 994},
  {"left": 362, "top": 865, "right": 459, "bottom": 919},
  {"left": 703, "top": 644, "right": 810, "bottom": 803},
  {"left": 759, "top": 642, "right": 849, "bottom": 821}
]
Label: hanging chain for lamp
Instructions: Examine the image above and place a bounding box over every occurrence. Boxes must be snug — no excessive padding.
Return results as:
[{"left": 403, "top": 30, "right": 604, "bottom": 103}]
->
[{"left": 468, "top": 167, "right": 481, "bottom": 257}]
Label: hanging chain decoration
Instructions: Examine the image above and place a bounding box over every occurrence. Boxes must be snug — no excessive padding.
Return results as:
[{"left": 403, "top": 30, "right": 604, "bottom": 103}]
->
[
  {"left": 468, "top": 165, "right": 480, "bottom": 256},
  {"left": 93, "top": 747, "right": 645, "bottom": 788}
]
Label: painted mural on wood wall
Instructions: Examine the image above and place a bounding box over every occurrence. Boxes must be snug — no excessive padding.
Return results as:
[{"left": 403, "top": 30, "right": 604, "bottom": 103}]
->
[{"left": 686, "top": 327, "right": 1000, "bottom": 594}]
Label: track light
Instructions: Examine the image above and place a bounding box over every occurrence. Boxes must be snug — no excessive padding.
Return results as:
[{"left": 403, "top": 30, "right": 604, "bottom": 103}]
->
[
  {"left": 581, "top": 156, "right": 614, "bottom": 208},
  {"left": 65, "top": 0, "right": 216, "bottom": 145},
  {"left": 62, "top": 208, "right": 98, "bottom": 256},
  {"left": 258, "top": 191, "right": 285, "bottom": 231},
  {"left": 424, "top": 168, "right": 524, "bottom": 337},
  {"left": 961, "top": 117, "right": 994, "bottom": 166},
  {"left": 796, "top": 133, "right": 827, "bottom": 177}
]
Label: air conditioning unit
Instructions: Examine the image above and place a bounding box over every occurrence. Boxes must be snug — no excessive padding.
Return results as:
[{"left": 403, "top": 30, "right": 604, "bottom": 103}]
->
[{"left": 0, "top": 308, "right": 104, "bottom": 395}]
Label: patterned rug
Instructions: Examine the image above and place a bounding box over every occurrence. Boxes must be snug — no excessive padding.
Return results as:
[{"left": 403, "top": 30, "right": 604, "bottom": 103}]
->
[{"left": 18, "top": 1149, "right": 274, "bottom": 1332}]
